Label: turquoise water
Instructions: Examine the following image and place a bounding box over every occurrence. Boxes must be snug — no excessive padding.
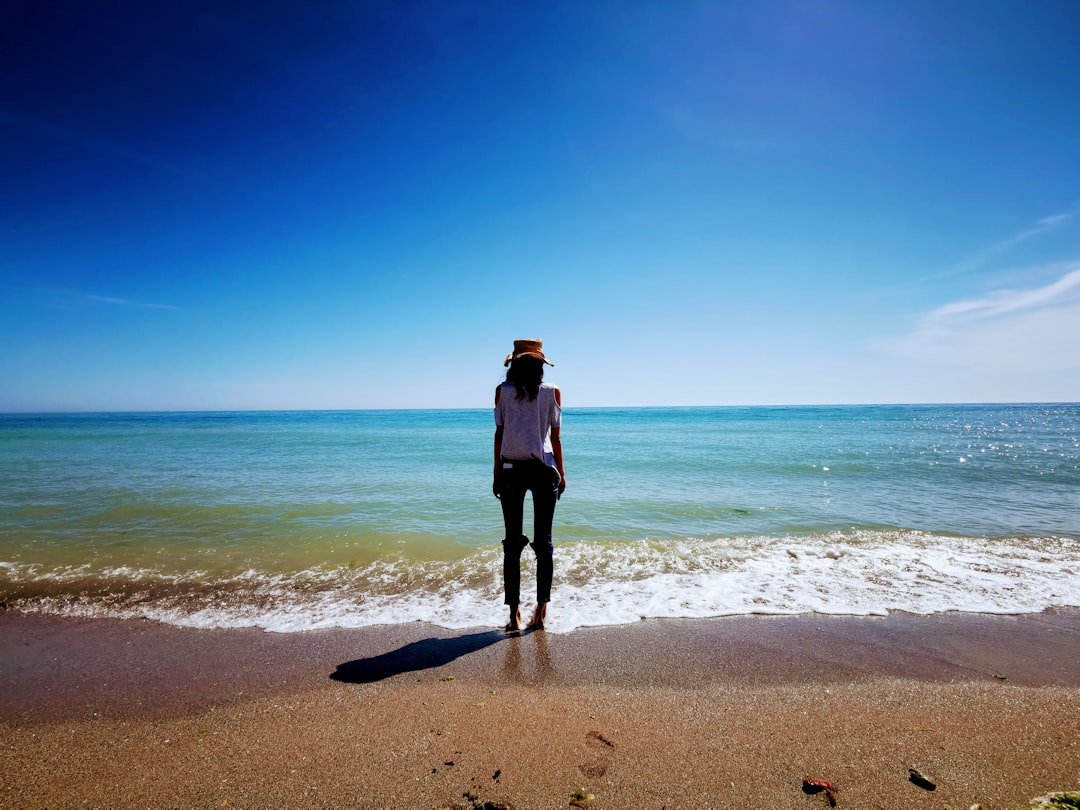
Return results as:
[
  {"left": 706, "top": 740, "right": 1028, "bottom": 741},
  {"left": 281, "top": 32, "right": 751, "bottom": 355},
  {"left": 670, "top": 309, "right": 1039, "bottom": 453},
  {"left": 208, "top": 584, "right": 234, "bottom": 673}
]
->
[{"left": 1, "top": 405, "right": 1077, "bottom": 632}]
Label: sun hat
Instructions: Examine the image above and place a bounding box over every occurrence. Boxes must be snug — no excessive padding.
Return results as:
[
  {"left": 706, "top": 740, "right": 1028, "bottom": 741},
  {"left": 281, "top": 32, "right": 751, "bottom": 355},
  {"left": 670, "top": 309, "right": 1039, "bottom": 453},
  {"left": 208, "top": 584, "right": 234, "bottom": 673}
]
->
[{"left": 504, "top": 338, "right": 554, "bottom": 367}]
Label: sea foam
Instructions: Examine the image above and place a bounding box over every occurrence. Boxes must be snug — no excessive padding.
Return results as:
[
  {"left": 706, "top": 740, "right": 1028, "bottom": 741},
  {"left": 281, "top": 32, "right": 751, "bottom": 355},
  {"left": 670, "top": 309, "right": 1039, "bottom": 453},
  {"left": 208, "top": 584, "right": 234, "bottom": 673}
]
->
[{"left": 4, "top": 530, "right": 1077, "bottom": 633}]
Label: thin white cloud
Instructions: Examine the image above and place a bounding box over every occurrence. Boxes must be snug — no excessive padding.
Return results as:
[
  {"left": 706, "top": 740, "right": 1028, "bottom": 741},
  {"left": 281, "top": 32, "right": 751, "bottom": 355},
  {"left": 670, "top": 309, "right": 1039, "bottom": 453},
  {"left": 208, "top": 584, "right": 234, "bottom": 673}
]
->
[
  {"left": 884, "top": 265, "right": 1080, "bottom": 372},
  {"left": 953, "top": 211, "right": 1073, "bottom": 276},
  {"left": 1037, "top": 213, "right": 1070, "bottom": 228},
  {"left": 926, "top": 267, "right": 1080, "bottom": 324},
  {"left": 85, "top": 294, "right": 183, "bottom": 311},
  {"left": 870, "top": 210, "right": 1077, "bottom": 300}
]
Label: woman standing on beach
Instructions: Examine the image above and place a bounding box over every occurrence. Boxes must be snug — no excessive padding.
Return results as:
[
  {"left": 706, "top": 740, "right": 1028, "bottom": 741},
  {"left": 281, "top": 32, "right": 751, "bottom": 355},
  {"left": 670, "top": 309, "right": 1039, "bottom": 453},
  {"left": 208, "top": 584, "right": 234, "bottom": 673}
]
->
[{"left": 493, "top": 339, "right": 566, "bottom": 632}]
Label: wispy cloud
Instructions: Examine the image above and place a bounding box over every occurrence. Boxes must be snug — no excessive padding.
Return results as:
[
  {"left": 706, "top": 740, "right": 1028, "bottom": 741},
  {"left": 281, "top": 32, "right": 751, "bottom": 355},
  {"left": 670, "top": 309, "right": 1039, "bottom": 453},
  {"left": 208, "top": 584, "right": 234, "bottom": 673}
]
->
[
  {"left": 1036, "top": 213, "right": 1070, "bottom": 228},
  {"left": 85, "top": 294, "right": 183, "bottom": 311},
  {"left": 925, "top": 267, "right": 1080, "bottom": 324},
  {"left": 869, "top": 210, "right": 1077, "bottom": 300},
  {"left": 952, "top": 211, "right": 1073, "bottom": 276},
  {"left": 884, "top": 265, "right": 1080, "bottom": 371}
]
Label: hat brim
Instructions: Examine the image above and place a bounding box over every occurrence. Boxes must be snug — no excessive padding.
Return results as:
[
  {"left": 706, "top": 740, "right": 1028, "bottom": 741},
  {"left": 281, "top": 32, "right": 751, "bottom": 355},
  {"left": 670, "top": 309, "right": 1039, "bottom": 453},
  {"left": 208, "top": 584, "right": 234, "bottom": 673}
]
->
[{"left": 504, "top": 351, "right": 554, "bottom": 367}]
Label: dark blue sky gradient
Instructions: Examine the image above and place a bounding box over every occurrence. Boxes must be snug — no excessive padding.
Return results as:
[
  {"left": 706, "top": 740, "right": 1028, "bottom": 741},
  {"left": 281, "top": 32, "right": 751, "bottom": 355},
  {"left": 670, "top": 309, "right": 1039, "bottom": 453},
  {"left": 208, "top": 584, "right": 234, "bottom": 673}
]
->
[{"left": 4, "top": 1, "right": 1080, "bottom": 410}]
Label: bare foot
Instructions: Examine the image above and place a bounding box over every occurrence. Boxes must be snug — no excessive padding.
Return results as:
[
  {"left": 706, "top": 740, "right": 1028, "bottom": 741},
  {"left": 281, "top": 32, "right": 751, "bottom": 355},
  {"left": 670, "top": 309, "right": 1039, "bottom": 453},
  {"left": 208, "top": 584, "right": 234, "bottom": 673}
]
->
[
  {"left": 504, "top": 608, "right": 522, "bottom": 633},
  {"left": 526, "top": 603, "right": 547, "bottom": 630}
]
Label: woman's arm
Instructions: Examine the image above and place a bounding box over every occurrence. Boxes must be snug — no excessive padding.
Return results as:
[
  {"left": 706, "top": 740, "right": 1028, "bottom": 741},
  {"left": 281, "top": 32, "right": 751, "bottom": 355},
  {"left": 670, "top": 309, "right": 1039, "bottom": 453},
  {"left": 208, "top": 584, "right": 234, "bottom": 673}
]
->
[
  {"left": 552, "top": 387, "right": 565, "bottom": 496},
  {"left": 493, "top": 385, "right": 503, "bottom": 498}
]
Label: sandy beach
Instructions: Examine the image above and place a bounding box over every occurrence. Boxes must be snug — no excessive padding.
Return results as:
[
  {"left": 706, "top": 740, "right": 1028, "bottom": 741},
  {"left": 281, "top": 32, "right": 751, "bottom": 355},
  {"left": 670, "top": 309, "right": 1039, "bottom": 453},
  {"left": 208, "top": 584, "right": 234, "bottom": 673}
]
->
[{"left": 2, "top": 610, "right": 1079, "bottom": 809}]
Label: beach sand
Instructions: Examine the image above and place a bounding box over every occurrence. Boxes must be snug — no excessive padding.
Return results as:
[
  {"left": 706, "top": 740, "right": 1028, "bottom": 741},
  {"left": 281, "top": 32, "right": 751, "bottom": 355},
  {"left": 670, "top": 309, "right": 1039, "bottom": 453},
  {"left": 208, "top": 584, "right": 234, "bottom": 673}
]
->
[{"left": 2, "top": 611, "right": 1079, "bottom": 809}]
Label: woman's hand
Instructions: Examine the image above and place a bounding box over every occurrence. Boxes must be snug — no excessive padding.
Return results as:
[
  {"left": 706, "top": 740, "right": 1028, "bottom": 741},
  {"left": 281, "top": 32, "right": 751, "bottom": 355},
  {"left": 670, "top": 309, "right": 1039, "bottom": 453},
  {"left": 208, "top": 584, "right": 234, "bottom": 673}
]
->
[
  {"left": 557, "top": 474, "right": 566, "bottom": 498},
  {"left": 492, "top": 469, "right": 501, "bottom": 499}
]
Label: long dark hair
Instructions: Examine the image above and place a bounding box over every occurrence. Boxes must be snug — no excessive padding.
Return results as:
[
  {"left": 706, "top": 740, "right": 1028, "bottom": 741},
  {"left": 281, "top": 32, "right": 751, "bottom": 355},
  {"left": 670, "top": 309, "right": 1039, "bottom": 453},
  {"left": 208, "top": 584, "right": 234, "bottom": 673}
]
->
[{"left": 506, "top": 356, "right": 544, "bottom": 401}]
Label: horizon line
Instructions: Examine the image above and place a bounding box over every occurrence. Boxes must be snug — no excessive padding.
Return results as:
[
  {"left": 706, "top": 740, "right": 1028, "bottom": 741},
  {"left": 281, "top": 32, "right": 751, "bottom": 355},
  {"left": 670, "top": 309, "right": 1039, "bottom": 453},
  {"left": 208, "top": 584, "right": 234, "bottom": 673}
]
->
[{"left": 2, "top": 401, "right": 1077, "bottom": 416}]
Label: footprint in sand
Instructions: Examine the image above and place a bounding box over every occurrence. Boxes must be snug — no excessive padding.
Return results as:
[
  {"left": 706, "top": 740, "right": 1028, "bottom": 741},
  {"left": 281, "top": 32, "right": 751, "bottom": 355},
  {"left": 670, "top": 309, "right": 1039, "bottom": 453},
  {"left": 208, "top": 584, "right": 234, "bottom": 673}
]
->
[
  {"left": 586, "top": 731, "right": 615, "bottom": 748},
  {"left": 580, "top": 731, "right": 615, "bottom": 779}
]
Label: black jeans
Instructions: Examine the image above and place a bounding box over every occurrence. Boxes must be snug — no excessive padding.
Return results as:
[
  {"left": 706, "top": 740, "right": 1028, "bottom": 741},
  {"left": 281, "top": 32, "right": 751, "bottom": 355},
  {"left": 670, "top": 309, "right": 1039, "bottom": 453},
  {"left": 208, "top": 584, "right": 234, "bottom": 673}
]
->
[{"left": 498, "top": 459, "right": 557, "bottom": 605}]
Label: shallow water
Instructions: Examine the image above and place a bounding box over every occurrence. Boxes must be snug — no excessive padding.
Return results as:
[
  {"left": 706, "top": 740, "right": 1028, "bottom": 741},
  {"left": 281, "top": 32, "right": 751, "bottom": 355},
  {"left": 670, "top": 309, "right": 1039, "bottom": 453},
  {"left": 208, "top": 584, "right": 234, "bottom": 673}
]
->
[{"left": 1, "top": 404, "right": 1077, "bottom": 632}]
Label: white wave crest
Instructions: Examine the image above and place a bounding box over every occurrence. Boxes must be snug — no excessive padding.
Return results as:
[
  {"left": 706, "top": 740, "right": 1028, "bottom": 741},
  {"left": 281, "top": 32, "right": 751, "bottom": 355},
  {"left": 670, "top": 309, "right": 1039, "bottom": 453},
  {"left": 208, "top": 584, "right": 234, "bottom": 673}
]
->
[{"left": 3, "top": 531, "right": 1078, "bottom": 633}]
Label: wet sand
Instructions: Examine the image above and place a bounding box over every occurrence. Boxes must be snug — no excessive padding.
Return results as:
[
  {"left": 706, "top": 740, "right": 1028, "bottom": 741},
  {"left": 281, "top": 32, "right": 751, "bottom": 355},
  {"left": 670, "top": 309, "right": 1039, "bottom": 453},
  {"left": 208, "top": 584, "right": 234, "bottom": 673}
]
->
[{"left": 2, "top": 610, "right": 1079, "bottom": 809}]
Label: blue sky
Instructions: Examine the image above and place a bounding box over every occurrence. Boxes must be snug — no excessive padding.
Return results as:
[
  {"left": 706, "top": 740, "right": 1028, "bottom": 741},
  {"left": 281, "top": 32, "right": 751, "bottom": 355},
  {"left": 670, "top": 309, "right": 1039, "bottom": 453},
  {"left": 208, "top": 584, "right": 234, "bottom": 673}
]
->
[{"left": 3, "top": 0, "right": 1079, "bottom": 411}]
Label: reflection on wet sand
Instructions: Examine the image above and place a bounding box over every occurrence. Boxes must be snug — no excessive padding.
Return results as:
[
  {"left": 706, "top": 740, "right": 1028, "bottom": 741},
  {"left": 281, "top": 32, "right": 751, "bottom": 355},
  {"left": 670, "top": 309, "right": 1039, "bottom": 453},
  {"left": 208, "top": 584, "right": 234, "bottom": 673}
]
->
[{"left": 503, "top": 629, "right": 555, "bottom": 684}]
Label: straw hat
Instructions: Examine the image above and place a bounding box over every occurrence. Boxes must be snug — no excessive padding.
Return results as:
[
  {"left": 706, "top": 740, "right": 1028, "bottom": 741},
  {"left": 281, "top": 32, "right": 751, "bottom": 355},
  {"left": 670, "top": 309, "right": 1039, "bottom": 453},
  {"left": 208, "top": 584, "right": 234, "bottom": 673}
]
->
[{"left": 504, "top": 338, "right": 554, "bottom": 367}]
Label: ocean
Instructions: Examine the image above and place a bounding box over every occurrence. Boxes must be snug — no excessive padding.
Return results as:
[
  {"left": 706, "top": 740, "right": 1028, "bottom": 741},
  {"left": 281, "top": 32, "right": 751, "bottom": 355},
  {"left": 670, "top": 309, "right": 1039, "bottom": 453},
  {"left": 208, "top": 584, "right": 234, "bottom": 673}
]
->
[{"left": 1, "top": 405, "right": 1077, "bottom": 633}]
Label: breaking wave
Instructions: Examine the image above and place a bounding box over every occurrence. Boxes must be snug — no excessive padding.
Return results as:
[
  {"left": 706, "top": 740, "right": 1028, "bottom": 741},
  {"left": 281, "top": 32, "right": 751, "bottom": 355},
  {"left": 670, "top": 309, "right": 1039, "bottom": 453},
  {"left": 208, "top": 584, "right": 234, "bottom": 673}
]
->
[{"left": 3, "top": 530, "right": 1077, "bottom": 633}]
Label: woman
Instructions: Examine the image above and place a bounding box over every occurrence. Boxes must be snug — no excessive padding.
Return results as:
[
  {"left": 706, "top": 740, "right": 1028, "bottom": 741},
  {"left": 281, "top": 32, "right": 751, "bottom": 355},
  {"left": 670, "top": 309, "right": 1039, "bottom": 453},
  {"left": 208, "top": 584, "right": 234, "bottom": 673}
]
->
[{"left": 493, "top": 339, "right": 566, "bottom": 632}]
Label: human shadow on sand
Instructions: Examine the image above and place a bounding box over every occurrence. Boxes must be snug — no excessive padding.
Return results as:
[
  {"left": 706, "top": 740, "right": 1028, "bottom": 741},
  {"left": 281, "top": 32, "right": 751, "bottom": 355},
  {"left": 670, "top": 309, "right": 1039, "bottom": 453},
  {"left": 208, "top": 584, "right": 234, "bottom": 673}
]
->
[{"left": 330, "top": 630, "right": 508, "bottom": 683}]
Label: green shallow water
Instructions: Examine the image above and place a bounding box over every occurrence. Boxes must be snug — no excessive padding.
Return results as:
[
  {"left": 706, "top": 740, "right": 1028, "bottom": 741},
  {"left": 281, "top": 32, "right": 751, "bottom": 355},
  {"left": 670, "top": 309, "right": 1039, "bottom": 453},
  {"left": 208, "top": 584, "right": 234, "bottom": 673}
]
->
[{"left": 1, "top": 406, "right": 1078, "bottom": 632}]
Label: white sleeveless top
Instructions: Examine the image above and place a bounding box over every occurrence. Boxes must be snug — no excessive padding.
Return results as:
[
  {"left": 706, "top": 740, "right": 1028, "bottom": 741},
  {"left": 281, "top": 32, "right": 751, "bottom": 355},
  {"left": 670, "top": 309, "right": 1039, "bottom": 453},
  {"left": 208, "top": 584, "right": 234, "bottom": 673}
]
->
[{"left": 494, "top": 381, "right": 561, "bottom": 467}]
